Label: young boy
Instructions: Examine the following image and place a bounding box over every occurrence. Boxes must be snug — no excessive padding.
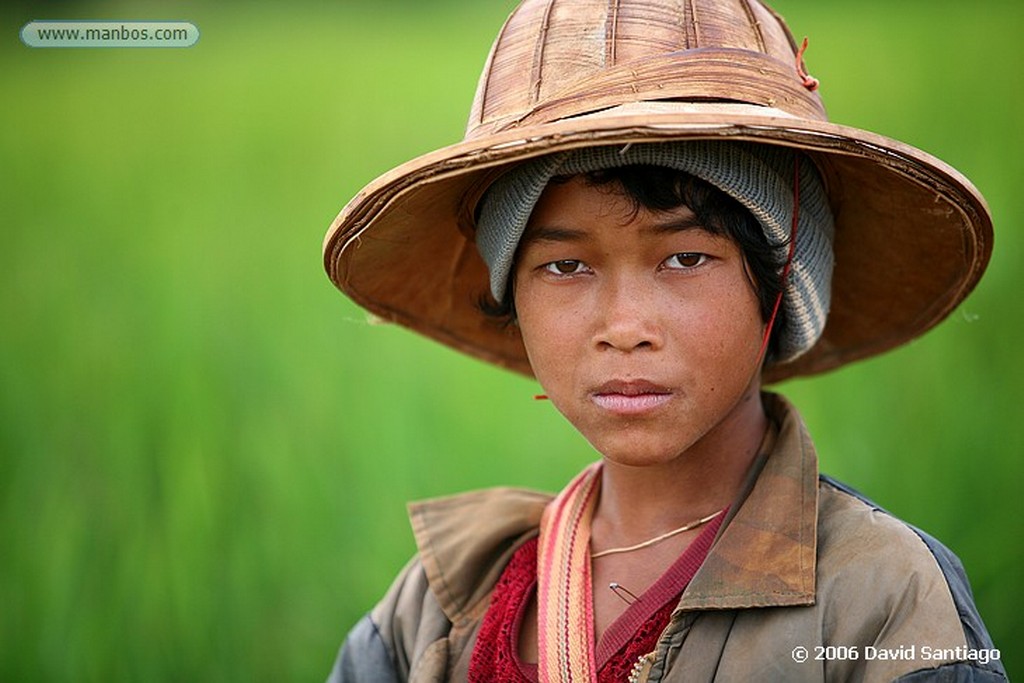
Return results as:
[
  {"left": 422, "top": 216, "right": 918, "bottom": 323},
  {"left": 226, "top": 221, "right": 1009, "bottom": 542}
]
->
[{"left": 322, "top": 0, "right": 1004, "bottom": 681}]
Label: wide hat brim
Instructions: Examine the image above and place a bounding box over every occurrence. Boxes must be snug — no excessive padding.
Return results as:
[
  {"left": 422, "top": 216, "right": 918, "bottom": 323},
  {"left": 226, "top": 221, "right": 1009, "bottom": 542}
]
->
[{"left": 323, "top": 103, "right": 991, "bottom": 384}]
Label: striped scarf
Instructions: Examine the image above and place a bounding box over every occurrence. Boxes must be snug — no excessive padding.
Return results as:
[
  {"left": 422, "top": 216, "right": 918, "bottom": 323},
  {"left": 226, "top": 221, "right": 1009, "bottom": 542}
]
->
[{"left": 536, "top": 461, "right": 604, "bottom": 682}]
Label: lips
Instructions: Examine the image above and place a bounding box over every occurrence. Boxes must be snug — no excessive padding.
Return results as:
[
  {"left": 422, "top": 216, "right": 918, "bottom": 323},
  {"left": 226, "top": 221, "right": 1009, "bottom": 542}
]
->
[{"left": 590, "top": 379, "right": 673, "bottom": 416}]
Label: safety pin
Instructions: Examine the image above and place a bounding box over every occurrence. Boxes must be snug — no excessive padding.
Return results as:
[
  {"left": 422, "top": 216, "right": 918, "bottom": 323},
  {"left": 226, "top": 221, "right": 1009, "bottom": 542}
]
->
[{"left": 609, "top": 582, "right": 640, "bottom": 605}]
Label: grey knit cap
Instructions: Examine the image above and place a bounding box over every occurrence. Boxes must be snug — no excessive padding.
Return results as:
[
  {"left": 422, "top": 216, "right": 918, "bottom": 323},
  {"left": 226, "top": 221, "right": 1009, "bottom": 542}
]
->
[{"left": 475, "top": 140, "right": 835, "bottom": 363}]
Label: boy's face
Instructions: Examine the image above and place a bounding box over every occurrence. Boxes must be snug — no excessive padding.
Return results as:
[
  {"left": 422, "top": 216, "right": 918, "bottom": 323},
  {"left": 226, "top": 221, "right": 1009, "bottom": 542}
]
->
[{"left": 513, "top": 175, "right": 767, "bottom": 467}]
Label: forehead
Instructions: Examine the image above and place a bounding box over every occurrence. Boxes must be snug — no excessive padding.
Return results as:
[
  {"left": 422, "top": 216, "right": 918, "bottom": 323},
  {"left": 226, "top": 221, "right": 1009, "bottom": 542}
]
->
[{"left": 521, "top": 174, "right": 711, "bottom": 245}]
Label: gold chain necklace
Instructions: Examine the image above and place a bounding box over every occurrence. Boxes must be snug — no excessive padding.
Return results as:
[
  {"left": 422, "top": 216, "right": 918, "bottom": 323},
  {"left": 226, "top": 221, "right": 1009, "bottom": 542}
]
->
[{"left": 590, "top": 509, "right": 724, "bottom": 560}]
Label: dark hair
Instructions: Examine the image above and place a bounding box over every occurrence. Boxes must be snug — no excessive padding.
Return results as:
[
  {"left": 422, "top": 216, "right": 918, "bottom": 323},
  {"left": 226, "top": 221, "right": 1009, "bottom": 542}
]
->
[{"left": 478, "top": 165, "right": 787, "bottom": 360}]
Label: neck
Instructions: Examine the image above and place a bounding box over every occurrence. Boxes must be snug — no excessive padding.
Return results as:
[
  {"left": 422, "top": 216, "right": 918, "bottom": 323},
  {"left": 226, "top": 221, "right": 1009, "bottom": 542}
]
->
[{"left": 593, "top": 389, "right": 769, "bottom": 543}]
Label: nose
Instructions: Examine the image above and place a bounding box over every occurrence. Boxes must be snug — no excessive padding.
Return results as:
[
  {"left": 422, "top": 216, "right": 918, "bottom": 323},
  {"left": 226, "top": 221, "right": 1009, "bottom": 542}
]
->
[{"left": 592, "top": 277, "right": 663, "bottom": 353}]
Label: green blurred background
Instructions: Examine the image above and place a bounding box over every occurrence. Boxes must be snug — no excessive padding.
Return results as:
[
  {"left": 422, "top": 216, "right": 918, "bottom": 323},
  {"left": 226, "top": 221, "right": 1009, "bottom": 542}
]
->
[{"left": 2, "top": 1, "right": 1021, "bottom": 680}]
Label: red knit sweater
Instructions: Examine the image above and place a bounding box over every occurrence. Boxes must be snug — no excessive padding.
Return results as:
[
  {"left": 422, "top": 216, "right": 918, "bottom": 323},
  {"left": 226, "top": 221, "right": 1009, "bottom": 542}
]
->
[{"left": 468, "top": 512, "right": 725, "bottom": 682}]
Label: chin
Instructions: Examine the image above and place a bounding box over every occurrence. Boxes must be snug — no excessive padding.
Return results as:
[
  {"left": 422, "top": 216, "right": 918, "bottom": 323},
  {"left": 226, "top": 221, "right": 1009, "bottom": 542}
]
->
[{"left": 583, "top": 428, "right": 694, "bottom": 469}]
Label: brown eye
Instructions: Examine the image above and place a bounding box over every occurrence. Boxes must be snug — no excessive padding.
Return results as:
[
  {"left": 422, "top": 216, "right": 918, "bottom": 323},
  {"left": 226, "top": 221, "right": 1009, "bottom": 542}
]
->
[
  {"left": 665, "top": 253, "right": 707, "bottom": 269},
  {"left": 545, "top": 260, "right": 585, "bottom": 275}
]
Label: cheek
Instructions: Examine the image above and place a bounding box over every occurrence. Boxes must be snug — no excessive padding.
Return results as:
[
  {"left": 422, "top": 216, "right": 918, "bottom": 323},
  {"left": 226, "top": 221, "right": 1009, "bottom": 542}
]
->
[
  {"left": 700, "top": 290, "right": 765, "bottom": 368},
  {"left": 668, "top": 281, "right": 765, "bottom": 364},
  {"left": 514, "top": 283, "right": 581, "bottom": 389}
]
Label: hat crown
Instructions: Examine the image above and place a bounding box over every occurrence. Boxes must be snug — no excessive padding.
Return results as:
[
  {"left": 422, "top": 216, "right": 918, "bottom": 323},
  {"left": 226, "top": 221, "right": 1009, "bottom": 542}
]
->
[{"left": 467, "top": 0, "right": 826, "bottom": 139}]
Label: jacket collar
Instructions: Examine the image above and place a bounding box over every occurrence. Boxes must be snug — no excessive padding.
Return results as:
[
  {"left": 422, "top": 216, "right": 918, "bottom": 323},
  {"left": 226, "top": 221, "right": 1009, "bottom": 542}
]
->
[
  {"left": 408, "top": 487, "right": 550, "bottom": 624},
  {"left": 678, "top": 393, "right": 819, "bottom": 610},
  {"left": 407, "top": 393, "right": 818, "bottom": 622}
]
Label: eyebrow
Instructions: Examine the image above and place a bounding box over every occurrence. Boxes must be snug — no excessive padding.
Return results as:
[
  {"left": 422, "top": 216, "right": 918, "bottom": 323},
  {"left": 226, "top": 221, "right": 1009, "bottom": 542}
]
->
[
  {"left": 519, "top": 226, "right": 586, "bottom": 246},
  {"left": 646, "top": 215, "right": 705, "bottom": 234}
]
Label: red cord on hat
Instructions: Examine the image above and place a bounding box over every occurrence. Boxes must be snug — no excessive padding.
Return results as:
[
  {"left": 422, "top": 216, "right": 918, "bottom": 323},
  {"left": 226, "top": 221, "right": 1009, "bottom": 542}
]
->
[
  {"left": 756, "top": 155, "right": 801, "bottom": 366},
  {"left": 796, "top": 37, "right": 820, "bottom": 91}
]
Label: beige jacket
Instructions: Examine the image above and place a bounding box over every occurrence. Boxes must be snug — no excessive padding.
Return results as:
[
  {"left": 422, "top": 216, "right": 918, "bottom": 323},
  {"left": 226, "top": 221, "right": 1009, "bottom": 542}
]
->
[{"left": 328, "top": 396, "right": 1005, "bottom": 682}]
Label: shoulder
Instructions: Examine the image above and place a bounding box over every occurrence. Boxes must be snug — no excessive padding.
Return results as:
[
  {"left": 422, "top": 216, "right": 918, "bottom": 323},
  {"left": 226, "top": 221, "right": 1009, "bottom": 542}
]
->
[
  {"left": 407, "top": 486, "right": 551, "bottom": 622},
  {"left": 327, "top": 557, "right": 432, "bottom": 683},
  {"left": 816, "top": 475, "right": 946, "bottom": 577},
  {"left": 328, "top": 487, "right": 550, "bottom": 682},
  {"left": 815, "top": 475, "right": 1006, "bottom": 681},
  {"left": 815, "top": 475, "right": 971, "bottom": 610}
]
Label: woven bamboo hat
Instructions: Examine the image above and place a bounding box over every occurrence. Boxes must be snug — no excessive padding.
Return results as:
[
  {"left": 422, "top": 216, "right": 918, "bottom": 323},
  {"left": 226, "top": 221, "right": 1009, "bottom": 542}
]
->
[{"left": 323, "top": 0, "right": 992, "bottom": 383}]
